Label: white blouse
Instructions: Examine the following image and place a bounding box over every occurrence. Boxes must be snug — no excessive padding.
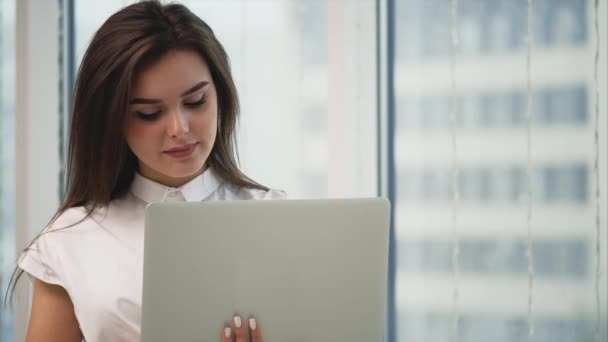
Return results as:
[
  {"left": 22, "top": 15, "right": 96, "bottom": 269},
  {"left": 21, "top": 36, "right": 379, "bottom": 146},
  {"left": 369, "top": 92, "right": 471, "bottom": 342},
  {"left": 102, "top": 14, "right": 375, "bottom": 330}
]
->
[{"left": 18, "top": 168, "right": 286, "bottom": 342}]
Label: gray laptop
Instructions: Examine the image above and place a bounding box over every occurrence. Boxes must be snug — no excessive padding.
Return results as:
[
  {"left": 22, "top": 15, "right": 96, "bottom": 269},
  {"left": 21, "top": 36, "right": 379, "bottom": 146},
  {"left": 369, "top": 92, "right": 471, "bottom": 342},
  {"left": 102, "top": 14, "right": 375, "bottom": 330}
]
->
[{"left": 141, "top": 198, "right": 390, "bottom": 341}]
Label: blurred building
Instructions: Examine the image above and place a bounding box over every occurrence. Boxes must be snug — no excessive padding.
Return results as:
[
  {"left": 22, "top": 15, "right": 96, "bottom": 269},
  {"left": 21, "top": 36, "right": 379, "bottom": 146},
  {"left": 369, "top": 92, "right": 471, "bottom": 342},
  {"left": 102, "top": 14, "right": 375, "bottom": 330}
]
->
[{"left": 394, "top": 0, "right": 607, "bottom": 341}]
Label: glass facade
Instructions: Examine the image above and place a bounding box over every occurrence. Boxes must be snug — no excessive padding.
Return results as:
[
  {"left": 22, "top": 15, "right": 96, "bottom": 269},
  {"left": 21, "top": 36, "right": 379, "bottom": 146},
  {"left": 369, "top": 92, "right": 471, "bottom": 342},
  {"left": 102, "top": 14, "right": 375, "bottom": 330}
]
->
[{"left": 395, "top": 0, "right": 606, "bottom": 341}]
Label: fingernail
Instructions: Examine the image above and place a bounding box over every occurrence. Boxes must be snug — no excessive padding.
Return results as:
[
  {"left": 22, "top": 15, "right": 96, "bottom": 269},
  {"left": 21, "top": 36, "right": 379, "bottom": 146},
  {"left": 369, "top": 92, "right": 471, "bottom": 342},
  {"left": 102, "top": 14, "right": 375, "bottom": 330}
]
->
[
  {"left": 224, "top": 327, "right": 231, "bottom": 338},
  {"left": 234, "top": 316, "right": 242, "bottom": 328},
  {"left": 249, "top": 318, "right": 257, "bottom": 331}
]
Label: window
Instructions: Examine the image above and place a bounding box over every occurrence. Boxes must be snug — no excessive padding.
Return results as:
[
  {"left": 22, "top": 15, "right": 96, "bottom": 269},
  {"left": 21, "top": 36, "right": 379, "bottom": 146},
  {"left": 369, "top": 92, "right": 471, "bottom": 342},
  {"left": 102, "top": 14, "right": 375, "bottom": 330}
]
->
[
  {"left": 399, "top": 85, "right": 589, "bottom": 132},
  {"left": 0, "top": 0, "right": 16, "bottom": 340},
  {"left": 4, "top": 0, "right": 606, "bottom": 341},
  {"left": 397, "top": 0, "right": 587, "bottom": 60},
  {"left": 74, "top": 0, "right": 377, "bottom": 200},
  {"left": 394, "top": 0, "right": 606, "bottom": 341},
  {"left": 399, "top": 312, "right": 592, "bottom": 342},
  {"left": 541, "top": 164, "right": 588, "bottom": 204},
  {"left": 398, "top": 164, "right": 588, "bottom": 205},
  {"left": 400, "top": 238, "right": 589, "bottom": 278},
  {"left": 544, "top": 85, "right": 588, "bottom": 125}
]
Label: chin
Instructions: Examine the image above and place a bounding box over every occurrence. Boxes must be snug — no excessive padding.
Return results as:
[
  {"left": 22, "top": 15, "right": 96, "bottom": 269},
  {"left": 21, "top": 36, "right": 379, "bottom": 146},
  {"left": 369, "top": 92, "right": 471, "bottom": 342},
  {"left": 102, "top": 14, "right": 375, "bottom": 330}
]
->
[{"left": 167, "top": 164, "right": 206, "bottom": 179}]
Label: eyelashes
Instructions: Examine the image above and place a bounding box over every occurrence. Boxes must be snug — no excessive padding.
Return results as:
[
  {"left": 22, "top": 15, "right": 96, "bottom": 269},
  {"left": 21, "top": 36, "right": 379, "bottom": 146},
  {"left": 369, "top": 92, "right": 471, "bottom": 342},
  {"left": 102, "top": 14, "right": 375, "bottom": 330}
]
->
[
  {"left": 184, "top": 93, "right": 207, "bottom": 108},
  {"left": 136, "top": 111, "right": 161, "bottom": 121},
  {"left": 135, "top": 93, "right": 208, "bottom": 121}
]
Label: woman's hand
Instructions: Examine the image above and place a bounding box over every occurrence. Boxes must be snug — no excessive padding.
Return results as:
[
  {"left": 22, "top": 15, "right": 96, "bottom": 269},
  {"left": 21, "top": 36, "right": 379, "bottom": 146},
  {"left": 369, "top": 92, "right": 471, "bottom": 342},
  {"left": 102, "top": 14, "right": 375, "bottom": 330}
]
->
[{"left": 221, "top": 314, "right": 262, "bottom": 342}]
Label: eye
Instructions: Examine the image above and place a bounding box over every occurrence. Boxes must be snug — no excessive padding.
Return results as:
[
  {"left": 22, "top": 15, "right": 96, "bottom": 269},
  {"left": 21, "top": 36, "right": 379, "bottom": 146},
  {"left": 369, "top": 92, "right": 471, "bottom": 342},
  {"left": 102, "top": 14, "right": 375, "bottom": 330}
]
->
[
  {"left": 136, "top": 111, "right": 161, "bottom": 121},
  {"left": 184, "top": 93, "right": 208, "bottom": 108}
]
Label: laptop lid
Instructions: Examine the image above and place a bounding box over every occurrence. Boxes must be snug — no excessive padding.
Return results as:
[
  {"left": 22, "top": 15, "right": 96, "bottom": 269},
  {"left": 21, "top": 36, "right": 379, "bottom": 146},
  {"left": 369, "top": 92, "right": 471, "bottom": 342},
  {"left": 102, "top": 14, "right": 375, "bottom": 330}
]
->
[{"left": 141, "top": 198, "right": 390, "bottom": 341}]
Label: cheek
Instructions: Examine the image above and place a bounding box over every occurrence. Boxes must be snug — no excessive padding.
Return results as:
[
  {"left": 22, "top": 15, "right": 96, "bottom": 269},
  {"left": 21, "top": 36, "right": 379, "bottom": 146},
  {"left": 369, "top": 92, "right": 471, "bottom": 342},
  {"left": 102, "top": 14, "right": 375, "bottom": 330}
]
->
[
  {"left": 124, "top": 120, "right": 162, "bottom": 153},
  {"left": 190, "top": 112, "right": 218, "bottom": 138}
]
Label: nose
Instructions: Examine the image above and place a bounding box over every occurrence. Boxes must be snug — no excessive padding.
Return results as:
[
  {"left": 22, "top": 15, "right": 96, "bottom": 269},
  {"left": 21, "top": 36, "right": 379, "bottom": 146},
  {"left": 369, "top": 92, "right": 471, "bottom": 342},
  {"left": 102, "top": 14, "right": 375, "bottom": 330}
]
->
[{"left": 166, "top": 108, "right": 189, "bottom": 138}]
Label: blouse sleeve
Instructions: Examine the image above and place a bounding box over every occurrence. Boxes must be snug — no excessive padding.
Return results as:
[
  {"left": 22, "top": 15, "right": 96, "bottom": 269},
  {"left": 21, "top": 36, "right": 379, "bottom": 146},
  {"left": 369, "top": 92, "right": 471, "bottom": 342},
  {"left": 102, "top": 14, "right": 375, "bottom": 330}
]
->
[
  {"left": 18, "top": 231, "right": 65, "bottom": 287},
  {"left": 17, "top": 207, "right": 86, "bottom": 287}
]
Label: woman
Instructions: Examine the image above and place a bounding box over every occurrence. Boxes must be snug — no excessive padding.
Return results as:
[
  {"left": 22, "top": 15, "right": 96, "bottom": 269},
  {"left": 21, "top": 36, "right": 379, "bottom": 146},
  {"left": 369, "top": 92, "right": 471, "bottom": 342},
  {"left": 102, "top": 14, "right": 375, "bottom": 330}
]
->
[{"left": 10, "top": 1, "right": 283, "bottom": 341}]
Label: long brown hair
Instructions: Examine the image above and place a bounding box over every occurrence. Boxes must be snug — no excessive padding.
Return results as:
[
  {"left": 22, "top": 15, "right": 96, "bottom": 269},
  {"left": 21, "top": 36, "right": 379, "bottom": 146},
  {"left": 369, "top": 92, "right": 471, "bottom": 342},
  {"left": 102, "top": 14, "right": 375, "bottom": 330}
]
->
[{"left": 5, "top": 0, "right": 267, "bottom": 303}]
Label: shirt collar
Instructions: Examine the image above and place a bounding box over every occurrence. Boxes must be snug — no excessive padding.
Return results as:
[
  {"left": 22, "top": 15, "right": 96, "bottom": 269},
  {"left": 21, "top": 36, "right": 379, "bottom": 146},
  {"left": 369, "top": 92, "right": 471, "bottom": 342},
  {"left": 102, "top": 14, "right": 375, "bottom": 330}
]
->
[{"left": 129, "top": 167, "right": 221, "bottom": 203}]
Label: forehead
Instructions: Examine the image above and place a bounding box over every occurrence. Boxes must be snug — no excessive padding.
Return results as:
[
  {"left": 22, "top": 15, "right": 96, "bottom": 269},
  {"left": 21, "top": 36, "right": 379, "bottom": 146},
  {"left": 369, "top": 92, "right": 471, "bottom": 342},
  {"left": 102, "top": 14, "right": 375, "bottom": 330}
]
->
[{"left": 131, "top": 49, "right": 212, "bottom": 97}]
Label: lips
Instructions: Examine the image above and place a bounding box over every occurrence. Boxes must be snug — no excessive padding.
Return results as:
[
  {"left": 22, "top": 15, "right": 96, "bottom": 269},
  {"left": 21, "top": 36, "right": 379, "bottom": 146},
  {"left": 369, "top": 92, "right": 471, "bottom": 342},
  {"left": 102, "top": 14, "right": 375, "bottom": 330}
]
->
[
  {"left": 164, "top": 143, "right": 197, "bottom": 153},
  {"left": 163, "top": 143, "right": 198, "bottom": 157}
]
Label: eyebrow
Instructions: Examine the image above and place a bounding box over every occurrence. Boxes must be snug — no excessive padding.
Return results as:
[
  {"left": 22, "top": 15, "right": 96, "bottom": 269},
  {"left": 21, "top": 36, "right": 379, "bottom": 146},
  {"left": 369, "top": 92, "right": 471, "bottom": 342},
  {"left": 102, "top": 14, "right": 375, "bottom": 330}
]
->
[{"left": 129, "top": 81, "right": 210, "bottom": 105}]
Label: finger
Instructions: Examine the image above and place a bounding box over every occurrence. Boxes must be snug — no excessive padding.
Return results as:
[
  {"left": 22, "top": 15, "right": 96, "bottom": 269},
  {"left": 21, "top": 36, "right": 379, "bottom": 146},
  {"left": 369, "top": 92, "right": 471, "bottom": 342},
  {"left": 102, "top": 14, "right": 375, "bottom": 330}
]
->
[
  {"left": 232, "top": 314, "right": 247, "bottom": 342},
  {"left": 249, "top": 316, "right": 263, "bottom": 342},
  {"left": 221, "top": 322, "right": 232, "bottom": 342}
]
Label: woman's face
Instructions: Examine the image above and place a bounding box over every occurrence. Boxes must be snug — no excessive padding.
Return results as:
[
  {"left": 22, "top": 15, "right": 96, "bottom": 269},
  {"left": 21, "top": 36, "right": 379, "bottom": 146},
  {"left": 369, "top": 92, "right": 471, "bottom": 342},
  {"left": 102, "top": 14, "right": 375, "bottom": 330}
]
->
[{"left": 125, "top": 49, "right": 218, "bottom": 188}]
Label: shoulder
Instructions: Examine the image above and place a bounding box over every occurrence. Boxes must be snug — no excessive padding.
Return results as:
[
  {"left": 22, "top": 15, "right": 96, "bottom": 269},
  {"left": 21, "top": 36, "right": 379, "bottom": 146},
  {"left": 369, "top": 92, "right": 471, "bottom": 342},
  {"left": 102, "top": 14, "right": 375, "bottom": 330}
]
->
[
  {"left": 217, "top": 182, "right": 288, "bottom": 200},
  {"left": 30, "top": 206, "right": 98, "bottom": 255},
  {"left": 237, "top": 187, "right": 288, "bottom": 200},
  {"left": 31, "top": 204, "right": 112, "bottom": 256},
  {"left": 18, "top": 206, "right": 93, "bottom": 287},
  {"left": 43, "top": 206, "right": 92, "bottom": 233}
]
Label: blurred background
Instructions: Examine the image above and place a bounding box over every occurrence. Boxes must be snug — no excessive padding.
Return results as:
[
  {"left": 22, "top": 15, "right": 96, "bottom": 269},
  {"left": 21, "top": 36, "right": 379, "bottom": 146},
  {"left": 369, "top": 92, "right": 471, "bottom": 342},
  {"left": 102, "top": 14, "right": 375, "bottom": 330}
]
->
[{"left": 1, "top": 0, "right": 607, "bottom": 341}]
